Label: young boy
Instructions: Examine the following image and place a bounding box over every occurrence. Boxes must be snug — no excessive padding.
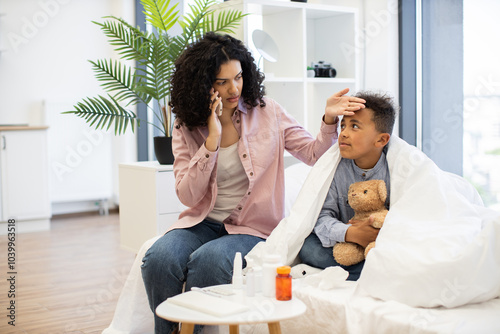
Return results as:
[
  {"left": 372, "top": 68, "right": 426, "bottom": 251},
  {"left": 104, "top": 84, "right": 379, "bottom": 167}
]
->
[{"left": 298, "top": 91, "right": 397, "bottom": 280}]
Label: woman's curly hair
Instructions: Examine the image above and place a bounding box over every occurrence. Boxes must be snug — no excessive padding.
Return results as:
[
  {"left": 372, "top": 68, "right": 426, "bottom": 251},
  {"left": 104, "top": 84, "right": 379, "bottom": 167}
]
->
[{"left": 169, "top": 32, "right": 266, "bottom": 130}]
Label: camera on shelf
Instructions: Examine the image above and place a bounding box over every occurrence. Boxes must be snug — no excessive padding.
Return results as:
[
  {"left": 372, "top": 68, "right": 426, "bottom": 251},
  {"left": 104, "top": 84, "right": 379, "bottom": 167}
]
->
[{"left": 312, "top": 61, "right": 337, "bottom": 78}]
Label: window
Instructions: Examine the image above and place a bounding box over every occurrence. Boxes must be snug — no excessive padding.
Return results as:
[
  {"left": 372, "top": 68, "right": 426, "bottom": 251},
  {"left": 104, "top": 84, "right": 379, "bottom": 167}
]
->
[
  {"left": 399, "top": 0, "right": 499, "bottom": 209},
  {"left": 463, "top": 0, "right": 500, "bottom": 209}
]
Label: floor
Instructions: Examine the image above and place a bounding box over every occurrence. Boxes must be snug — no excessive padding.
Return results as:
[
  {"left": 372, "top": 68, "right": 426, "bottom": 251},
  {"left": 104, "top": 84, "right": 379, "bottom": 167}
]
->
[{"left": 0, "top": 212, "right": 136, "bottom": 334}]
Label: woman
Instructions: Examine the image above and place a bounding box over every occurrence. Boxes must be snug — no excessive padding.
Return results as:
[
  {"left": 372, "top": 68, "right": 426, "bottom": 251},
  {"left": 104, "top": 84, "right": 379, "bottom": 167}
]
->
[{"left": 141, "top": 32, "right": 365, "bottom": 333}]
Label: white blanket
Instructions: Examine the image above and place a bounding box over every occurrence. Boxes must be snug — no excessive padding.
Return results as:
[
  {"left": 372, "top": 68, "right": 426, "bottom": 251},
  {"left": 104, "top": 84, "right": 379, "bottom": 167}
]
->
[
  {"left": 246, "top": 136, "right": 500, "bottom": 308},
  {"left": 104, "top": 136, "right": 500, "bottom": 334}
]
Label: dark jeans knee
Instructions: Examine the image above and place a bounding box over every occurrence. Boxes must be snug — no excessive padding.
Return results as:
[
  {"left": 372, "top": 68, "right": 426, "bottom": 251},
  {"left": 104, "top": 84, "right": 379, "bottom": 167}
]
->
[{"left": 298, "top": 233, "right": 365, "bottom": 281}]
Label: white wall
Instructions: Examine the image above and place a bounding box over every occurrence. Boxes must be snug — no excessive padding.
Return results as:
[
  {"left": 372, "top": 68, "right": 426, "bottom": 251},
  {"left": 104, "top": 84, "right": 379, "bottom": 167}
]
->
[
  {"left": 0, "top": 0, "right": 136, "bottom": 213},
  {"left": 361, "top": 0, "right": 399, "bottom": 134},
  {"left": 0, "top": 0, "right": 121, "bottom": 123}
]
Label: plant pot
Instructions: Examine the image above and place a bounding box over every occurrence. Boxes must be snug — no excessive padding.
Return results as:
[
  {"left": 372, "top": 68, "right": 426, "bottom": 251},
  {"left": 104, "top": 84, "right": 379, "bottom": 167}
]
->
[{"left": 154, "top": 136, "right": 175, "bottom": 165}]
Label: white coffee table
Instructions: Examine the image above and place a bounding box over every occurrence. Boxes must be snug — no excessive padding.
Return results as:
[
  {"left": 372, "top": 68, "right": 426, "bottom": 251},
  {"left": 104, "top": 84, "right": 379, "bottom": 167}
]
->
[{"left": 156, "top": 285, "right": 307, "bottom": 334}]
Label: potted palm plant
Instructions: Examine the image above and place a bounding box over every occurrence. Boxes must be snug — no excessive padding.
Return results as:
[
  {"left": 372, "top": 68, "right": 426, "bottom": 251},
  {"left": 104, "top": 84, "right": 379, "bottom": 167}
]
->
[{"left": 64, "top": 0, "right": 246, "bottom": 164}]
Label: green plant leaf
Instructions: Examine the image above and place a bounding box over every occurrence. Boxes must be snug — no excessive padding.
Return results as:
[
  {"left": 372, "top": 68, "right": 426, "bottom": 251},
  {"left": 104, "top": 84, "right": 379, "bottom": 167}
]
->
[
  {"left": 89, "top": 59, "right": 152, "bottom": 106},
  {"left": 178, "top": 0, "right": 214, "bottom": 45},
  {"left": 208, "top": 9, "right": 248, "bottom": 35},
  {"left": 94, "top": 17, "right": 151, "bottom": 61},
  {"left": 131, "top": 36, "right": 173, "bottom": 102},
  {"left": 63, "top": 95, "right": 139, "bottom": 135},
  {"left": 141, "top": 0, "right": 179, "bottom": 33}
]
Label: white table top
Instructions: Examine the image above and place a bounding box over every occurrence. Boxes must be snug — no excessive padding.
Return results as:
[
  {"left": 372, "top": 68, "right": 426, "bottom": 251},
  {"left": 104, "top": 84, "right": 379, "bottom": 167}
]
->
[{"left": 156, "top": 285, "right": 306, "bottom": 326}]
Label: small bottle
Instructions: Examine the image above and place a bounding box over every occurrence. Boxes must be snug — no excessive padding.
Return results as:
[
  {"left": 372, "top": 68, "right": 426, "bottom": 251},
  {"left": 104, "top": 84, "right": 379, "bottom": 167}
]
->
[
  {"left": 232, "top": 252, "right": 243, "bottom": 289},
  {"left": 262, "top": 254, "right": 281, "bottom": 298},
  {"left": 275, "top": 266, "right": 292, "bottom": 301}
]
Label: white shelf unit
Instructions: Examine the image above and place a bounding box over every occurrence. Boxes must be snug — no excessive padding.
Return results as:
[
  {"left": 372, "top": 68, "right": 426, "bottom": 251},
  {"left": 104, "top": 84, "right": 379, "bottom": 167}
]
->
[
  {"left": 118, "top": 162, "right": 187, "bottom": 253},
  {"left": 215, "top": 0, "right": 359, "bottom": 136}
]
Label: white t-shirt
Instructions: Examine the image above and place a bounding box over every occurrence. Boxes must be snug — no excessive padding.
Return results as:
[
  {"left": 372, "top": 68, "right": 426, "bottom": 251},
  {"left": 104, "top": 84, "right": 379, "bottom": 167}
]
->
[{"left": 207, "top": 142, "right": 249, "bottom": 223}]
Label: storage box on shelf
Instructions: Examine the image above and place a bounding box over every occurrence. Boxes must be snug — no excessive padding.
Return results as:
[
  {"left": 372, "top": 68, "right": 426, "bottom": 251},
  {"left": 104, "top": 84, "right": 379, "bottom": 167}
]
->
[{"left": 214, "top": 0, "right": 359, "bottom": 136}]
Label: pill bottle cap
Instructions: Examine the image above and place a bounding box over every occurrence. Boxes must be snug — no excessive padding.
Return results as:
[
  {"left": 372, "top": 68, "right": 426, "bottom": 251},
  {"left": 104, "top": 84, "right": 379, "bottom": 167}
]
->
[{"left": 276, "top": 266, "right": 291, "bottom": 275}]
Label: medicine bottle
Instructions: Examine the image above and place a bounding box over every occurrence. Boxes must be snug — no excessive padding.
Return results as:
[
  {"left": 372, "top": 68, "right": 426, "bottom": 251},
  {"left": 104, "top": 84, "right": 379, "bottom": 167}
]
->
[
  {"left": 262, "top": 254, "right": 281, "bottom": 298},
  {"left": 275, "top": 266, "right": 292, "bottom": 301}
]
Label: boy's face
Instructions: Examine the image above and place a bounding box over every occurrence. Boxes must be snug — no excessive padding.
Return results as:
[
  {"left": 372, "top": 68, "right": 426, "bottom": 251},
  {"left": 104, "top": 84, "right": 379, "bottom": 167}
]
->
[{"left": 339, "top": 108, "right": 389, "bottom": 169}]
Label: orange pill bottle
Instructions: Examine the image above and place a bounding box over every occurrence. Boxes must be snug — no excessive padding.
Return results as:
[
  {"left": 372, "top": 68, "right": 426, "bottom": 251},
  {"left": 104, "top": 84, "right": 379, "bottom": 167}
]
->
[{"left": 275, "top": 266, "right": 292, "bottom": 301}]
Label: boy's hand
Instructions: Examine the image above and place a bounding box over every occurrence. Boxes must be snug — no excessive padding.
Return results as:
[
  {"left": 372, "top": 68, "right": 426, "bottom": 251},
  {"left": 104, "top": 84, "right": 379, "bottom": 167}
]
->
[
  {"left": 324, "top": 88, "right": 365, "bottom": 125},
  {"left": 345, "top": 215, "right": 379, "bottom": 248}
]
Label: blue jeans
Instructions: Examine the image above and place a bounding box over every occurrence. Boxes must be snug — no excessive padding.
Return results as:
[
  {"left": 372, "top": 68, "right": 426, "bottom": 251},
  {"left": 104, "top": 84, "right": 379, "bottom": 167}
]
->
[
  {"left": 298, "top": 233, "right": 364, "bottom": 281},
  {"left": 141, "top": 220, "right": 264, "bottom": 334}
]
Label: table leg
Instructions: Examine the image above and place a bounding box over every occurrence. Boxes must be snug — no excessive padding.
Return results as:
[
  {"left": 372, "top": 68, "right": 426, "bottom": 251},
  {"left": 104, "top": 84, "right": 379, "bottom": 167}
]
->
[
  {"left": 229, "top": 324, "right": 239, "bottom": 334},
  {"left": 180, "top": 323, "right": 195, "bottom": 334},
  {"left": 268, "top": 322, "right": 281, "bottom": 334}
]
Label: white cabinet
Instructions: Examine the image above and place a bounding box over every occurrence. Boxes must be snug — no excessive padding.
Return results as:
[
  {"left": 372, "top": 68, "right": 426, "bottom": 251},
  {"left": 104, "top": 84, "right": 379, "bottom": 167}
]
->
[
  {"left": 119, "top": 162, "right": 186, "bottom": 253},
  {"left": 0, "top": 127, "right": 51, "bottom": 232},
  {"left": 215, "top": 0, "right": 359, "bottom": 135}
]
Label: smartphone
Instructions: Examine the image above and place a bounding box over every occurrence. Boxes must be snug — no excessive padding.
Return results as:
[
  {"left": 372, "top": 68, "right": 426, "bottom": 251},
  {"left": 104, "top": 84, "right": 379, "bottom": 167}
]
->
[{"left": 218, "top": 101, "right": 223, "bottom": 116}]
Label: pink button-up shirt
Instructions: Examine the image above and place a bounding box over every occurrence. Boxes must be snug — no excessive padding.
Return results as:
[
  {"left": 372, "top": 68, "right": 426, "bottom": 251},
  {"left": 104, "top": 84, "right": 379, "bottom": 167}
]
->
[{"left": 169, "top": 97, "right": 338, "bottom": 239}]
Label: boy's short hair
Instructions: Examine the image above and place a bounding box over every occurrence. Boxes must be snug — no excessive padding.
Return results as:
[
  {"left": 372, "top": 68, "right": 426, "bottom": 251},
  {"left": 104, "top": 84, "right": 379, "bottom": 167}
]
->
[{"left": 355, "top": 91, "right": 398, "bottom": 134}]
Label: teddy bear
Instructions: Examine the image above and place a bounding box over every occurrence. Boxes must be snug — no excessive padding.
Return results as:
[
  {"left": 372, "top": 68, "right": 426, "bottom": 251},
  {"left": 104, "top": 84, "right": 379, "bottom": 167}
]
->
[{"left": 333, "top": 180, "right": 389, "bottom": 266}]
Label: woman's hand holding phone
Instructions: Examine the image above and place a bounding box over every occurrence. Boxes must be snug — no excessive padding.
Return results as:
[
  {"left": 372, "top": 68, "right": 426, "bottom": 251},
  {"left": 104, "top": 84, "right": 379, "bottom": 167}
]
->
[{"left": 206, "top": 89, "right": 222, "bottom": 151}]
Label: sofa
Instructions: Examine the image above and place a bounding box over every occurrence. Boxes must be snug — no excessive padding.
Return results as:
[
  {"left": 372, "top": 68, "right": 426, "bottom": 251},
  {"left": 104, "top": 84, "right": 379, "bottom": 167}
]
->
[{"left": 103, "top": 137, "right": 500, "bottom": 334}]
